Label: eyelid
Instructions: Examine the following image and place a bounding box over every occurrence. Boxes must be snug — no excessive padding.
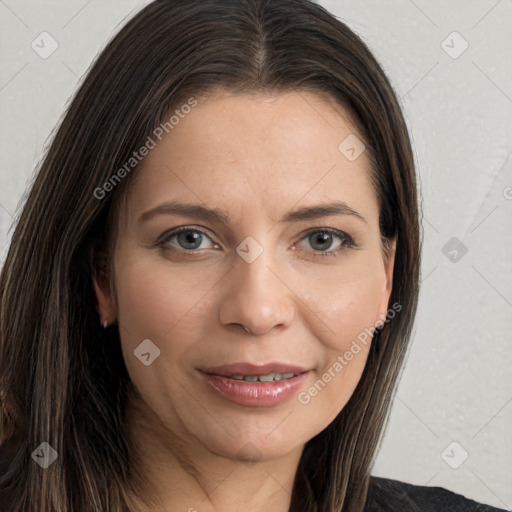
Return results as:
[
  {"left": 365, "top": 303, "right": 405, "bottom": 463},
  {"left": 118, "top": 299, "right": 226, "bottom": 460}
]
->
[
  {"left": 157, "top": 225, "right": 356, "bottom": 255},
  {"left": 299, "top": 227, "right": 354, "bottom": 245},
  {"left": 294, "top": 227, "right": 355, "bottom": 256},
  {"left": 157, "top": 225, "right": 217, "bottom": 249}
]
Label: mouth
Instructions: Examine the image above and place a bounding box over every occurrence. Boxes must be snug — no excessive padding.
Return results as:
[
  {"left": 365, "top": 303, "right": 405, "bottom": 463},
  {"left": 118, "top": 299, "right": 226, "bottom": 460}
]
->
[
  {"left": 198, "top": 361, "right": 310, "bottom": 380},
  {"left": 197, "top": 362, "right": 312, "bottom": 407},
  {"left": 223, "top": 372, "right": 302, "bottom": 382}
]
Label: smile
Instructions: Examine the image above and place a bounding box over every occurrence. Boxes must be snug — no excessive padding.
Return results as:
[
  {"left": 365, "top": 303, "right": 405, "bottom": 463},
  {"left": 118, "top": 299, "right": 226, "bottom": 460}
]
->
[
  {"left": 230, "top": 372, "right": 299, "bottom": 382},
  {"left": 198, "top": 369, "right": 310, "bottom": 407}
]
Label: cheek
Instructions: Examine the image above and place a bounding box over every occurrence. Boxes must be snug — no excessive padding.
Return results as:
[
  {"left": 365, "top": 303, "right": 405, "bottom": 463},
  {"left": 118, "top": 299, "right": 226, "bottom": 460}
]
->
[
  {"left": 115, "top": 252, "right": 215, "bottom": 343},
  {"left": 296, "top": 284, "right": 377, "bottom": 427},
  {"left": 113, "top": 251, "right": 222, "bottom": 392},
  {"left": 113, "top": 254, "right": 210, "bottom": 420},
  {"left": 293, "top": 264, "right": 383, "bottom": 422},
  {"left": 297, "top": 264, "right": 384, "bottom": 352}
]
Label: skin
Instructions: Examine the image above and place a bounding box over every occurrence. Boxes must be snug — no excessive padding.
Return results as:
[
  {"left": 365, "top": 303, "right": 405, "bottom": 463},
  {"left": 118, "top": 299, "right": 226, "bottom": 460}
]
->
[{"left": 93, "top": 89, "right": 396, "bottom": 512}]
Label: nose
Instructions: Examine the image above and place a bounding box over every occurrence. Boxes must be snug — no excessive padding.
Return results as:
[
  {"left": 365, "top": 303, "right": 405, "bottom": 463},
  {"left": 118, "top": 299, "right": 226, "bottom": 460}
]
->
[{"left": 218, "top": 245, "right": 295, "bottom": 336}]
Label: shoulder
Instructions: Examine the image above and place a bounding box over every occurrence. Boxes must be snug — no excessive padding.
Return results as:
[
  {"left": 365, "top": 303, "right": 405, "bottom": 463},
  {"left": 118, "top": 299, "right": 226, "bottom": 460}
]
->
[{"left": 365, "top": 475, "right": 508, "bottom": 512}]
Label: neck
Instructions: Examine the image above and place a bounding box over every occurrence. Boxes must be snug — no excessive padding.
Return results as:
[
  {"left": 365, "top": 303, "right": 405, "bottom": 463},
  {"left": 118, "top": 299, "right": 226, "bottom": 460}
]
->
[{"left": 123, "top": 390, "right": 304, "bottom": 512}]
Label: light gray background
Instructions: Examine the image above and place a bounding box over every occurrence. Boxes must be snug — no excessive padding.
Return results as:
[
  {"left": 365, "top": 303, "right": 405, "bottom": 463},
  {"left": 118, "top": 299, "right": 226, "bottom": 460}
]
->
[{"left": 0, "top": 1, "right": 511, "bottom": 509}]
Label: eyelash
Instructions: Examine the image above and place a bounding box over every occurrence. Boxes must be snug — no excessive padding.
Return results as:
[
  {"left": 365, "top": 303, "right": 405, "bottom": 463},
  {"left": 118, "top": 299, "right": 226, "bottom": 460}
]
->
[{"left": 157, "top": 225, "right": 356, "bottom": 259}]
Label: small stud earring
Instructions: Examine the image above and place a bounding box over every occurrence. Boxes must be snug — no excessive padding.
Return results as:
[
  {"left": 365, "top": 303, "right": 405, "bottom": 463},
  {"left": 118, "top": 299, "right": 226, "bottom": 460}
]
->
[{"left": 101, "top": 318, "right": 108, "bottom": 328}]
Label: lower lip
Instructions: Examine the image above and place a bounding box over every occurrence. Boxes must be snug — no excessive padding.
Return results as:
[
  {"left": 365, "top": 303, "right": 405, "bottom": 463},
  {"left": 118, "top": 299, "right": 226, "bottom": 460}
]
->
[{"left": 199, "top": 371, "right": 310, "bottom": 407}]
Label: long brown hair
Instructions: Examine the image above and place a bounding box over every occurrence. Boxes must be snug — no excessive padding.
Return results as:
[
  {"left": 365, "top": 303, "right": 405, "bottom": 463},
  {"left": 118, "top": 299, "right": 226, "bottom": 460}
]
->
[{"left": 0, "top": 1, "right": 421, "bottom": 510}]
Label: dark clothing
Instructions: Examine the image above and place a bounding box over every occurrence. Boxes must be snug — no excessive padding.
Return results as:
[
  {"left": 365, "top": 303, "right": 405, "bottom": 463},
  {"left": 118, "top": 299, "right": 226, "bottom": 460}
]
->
[{"left": 365, "top": 476, "right": 509, "bottom": 511}]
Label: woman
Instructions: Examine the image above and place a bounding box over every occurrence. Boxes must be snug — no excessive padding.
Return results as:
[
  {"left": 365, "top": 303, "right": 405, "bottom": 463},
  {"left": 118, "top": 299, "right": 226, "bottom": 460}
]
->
[{"left": 0, "top": 1, "right": 506, "bottom": 511}]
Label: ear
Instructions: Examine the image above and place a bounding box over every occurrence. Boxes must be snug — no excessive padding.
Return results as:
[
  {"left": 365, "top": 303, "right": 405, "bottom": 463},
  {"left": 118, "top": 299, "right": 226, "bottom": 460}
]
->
[
  {"left": 91, "top": 247, "right": 116, "bottom": 325},
  {"left": 375, "top": 236, "right": 397, "bottom": 326}
]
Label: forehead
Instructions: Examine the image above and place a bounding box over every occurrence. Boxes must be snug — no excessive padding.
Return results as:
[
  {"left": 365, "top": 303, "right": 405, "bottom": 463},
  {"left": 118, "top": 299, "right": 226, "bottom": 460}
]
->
[{"left": 122, "top": 89, "right": 378, "bottom": 226}]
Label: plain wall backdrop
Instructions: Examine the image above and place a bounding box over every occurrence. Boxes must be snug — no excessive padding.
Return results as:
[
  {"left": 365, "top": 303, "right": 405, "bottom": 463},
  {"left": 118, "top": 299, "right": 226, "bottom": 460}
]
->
[{"left": 0, "top": 1, "right": 511, "bottom": 509}]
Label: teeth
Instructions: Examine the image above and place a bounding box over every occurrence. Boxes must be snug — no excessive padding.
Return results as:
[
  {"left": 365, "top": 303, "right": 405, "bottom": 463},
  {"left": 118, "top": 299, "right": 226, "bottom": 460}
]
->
[{"left": 230, "top": 372, "right": 298, "bottom": 382}]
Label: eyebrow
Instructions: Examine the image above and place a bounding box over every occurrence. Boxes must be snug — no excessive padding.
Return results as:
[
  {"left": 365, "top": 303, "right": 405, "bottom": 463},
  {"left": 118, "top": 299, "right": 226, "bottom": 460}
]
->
[{"left": 139, "top": 200, "right": 368, "bottom": 225}]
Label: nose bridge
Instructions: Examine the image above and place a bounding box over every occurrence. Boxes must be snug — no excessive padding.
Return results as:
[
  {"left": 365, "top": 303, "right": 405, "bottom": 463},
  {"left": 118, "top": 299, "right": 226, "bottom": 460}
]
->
[
  {"left": 236, "top": 236, "right": 279, "bottom": 294},
  {"left": 218, "top": 234, "right": 294, "bottom": 334}
]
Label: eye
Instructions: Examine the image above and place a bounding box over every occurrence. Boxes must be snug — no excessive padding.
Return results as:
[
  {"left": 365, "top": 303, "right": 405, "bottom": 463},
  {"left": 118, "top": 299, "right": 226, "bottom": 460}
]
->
[
  {"left": 295, "top": 228, "right": 355, "bottom": 258},
  {"left": 157, "top": 226, "right": 355, "bottom": 258},
  {"left": 158, "top": 226, "right": 217, "bottom": 252}
]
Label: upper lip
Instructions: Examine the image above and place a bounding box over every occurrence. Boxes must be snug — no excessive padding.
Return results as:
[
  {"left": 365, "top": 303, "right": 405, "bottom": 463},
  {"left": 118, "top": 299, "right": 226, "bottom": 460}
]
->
[{"left": 199, "top": 362, "right": 310, "bottom": 377}]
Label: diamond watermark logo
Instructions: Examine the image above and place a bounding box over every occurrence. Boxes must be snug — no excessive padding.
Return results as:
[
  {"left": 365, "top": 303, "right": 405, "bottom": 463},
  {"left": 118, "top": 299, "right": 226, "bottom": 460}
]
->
[
  {"left": 31, "top": 32, "right": 59, "bottom": 59},
  {"left": 441, "top": 441, "right": 469, "bottom": 469},
  {"left": 441, "top": 31, "right": 468, "bottom": 59},
  {"left": 134, "top": 338, "right": 161, "bottom": 366},
  {"left": 31, "top": 442, "right": 58, "bottom": 468},
  {"left": 338, "top": 134, "right": 366, "bottom": 161},
  {"left": 442, "top": 237, "right": 468, "bottom": 263},
  {"left": 236, "top": 236, "right": 264, "bottom": 263}
]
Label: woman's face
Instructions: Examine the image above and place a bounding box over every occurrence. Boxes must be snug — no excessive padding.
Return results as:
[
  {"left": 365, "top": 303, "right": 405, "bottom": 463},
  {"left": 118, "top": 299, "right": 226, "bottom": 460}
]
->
[{"left": 94, "top": 89, "right": 395, "bottom": 462}]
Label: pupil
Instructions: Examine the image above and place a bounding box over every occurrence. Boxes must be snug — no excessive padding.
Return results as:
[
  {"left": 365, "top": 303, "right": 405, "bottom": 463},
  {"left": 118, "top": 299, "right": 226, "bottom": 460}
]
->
[
  {"left": 311, "top": 232, "right": 331, "bottom": 251},
  {"left": 179, "top": 231, "right": 201, "bottom": 249}
]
